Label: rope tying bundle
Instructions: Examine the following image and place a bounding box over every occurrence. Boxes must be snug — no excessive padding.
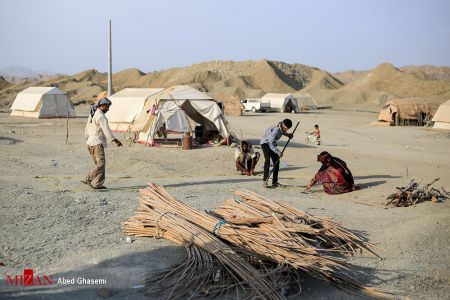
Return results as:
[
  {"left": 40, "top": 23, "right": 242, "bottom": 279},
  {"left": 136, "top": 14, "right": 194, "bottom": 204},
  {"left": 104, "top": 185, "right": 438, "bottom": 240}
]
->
[{"left": 213, "top": 219, "right": 226, "bottom": 237}]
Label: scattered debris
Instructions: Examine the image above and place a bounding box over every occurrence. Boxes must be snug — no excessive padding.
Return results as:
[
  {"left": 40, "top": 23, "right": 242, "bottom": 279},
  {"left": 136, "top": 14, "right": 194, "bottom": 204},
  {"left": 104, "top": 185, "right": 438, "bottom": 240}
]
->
[
  {"left": 385, "top": 178, "right": 449, "bottom": 207},
  {"left": 123, "top": 183, "right": 393, "bottom": 299}
]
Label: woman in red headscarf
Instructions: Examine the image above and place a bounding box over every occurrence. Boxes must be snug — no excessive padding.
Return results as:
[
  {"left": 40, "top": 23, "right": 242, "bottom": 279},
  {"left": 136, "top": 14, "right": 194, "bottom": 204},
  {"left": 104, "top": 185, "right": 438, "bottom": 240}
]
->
[{"left": 306, "top": 151, "right": 358, "bottom": 194}]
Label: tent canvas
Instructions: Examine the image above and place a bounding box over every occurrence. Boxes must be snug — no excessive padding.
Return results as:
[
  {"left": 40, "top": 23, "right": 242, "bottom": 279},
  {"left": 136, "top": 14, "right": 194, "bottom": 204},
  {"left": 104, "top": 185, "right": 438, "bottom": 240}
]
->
[
  {"left": 432, "top": 99, "right": 450, "bottom": 129},
  {"left": 377, "top": 98, "right": 440, "bottom": 126},
  {"left": 107, "top": 88, "right": 163, "bottom": 132},
  {"left": 293, "top": 92, "right": 319, "bottom": 110},
  {"left": 130, "top": 85, "right": 232, "bottom": 145},
  {"left": 10, "top": 87, "right": 76, "bottom": 118},
  {"left": 260, "top": 93, "right": 300, "bottom": 113}
]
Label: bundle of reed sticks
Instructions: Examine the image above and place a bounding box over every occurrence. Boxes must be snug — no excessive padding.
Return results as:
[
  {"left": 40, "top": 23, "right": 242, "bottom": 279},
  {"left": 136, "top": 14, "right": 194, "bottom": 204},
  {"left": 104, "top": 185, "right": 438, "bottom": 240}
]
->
[{"left": 123, "top": 183, "right": 393, "bottom": 299}]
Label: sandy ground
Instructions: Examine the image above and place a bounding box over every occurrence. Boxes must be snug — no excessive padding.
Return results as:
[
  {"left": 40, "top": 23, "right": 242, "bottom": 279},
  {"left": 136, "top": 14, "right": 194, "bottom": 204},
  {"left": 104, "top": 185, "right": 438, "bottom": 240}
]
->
[{"left": 0, "top": 108, "right": 449, "bottom": 299}]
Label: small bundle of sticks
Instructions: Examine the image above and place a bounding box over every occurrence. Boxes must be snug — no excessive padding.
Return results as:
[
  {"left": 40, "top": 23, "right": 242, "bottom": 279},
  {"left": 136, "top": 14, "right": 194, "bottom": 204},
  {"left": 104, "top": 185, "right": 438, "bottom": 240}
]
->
[
  {"left": 123, "top": 183, "right": 393, "bottom": 299},
  {"left": 385, "top": 178, "right": 449, "bottom": 207}
]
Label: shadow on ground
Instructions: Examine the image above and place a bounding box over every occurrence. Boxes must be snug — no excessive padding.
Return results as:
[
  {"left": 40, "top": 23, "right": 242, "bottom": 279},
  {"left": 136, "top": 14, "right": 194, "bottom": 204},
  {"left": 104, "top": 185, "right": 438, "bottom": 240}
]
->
[
  {"left": 249, "top": 139, "right": 316, "bottom": 149},
  {"left": 354, "top": 175, "right": 401, "bottom": 180},
  {"left": 164, "top": 177, "right": 261, "bottom": 188},
  {"left": 0, "top": 136, "right": 22, "bottom": 144},
  {"left": 0, "top": 243, "right": 397, "bottom": 300},
  {"left": 358, "top": 180, "right": 387, "bottom": 189}
]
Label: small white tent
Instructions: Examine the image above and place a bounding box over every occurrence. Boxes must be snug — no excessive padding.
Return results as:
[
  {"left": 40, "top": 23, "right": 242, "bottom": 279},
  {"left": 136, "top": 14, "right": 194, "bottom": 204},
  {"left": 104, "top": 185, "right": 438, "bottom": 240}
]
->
[
  {"left": 432, "top": 100, "right": 450, "bottom": 129},
  {"left": 10, "top": 87, "right": 76, "bottom": 118},
  {"left": 260, "top": 93, "right": 300, "bottom": 113},
  {"left": 293, "top": 92, "right": 319, "bottom": 110},
  {"left": 108, "top": 88, "right": 164, "bottom": 131},
  {"left": 130, "top": 85, "right": 232, "bottom": 145}
]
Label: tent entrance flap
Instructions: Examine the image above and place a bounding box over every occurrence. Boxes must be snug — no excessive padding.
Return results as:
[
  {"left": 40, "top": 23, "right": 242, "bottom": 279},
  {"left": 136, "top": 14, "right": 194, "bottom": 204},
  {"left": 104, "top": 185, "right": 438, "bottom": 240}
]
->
[
  {"left": 162, "top": 110, "right": 191, "bottom": 133},
  {"left": 146, "top": 99, "right": 228, "bottom": 141}
]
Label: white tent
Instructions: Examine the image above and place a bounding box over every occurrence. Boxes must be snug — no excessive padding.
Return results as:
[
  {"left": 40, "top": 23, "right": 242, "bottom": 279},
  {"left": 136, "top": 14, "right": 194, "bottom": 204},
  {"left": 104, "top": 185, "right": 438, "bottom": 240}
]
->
[
  {"left": 432, "top": 100, "right": 450, "bottom": 129},
  {"left": 108, "top": 88, "right": 163, "bottom": 131},
  {"left": 10, "top": 87, "right": 76, "bottom": 118},
  {"left": 293, "top": 92, "right": 319, "bottom": 110},
  {"left": 260, "top": 93, "right": 300, "bottom": 113},
  {"left": 130, "top": 85, "right": 232, "bottom": 145}
]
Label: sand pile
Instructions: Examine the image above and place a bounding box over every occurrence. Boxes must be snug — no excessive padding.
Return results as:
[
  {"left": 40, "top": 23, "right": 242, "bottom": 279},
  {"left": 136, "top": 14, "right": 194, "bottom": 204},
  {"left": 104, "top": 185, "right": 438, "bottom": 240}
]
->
[
  {"left": 128, "top": 59, "right": 330, "bottom": 97},
  {"left": 0, "top": 69, "right": 108, "bottom": 108},
  {"left": 0, "top": 76, "right": 12, "bottom": 90},
  {"left": 333, "top": 70, "right": 370, "bottom": 84},
  {"left": 310, "top": 63, "right": 450, "bottom": 108},
  {"left": 400, "top": 65, "right": 450, "bottom": 81},
  {"left": 1, "top": 60, "right": 450, "bottom": 110}
]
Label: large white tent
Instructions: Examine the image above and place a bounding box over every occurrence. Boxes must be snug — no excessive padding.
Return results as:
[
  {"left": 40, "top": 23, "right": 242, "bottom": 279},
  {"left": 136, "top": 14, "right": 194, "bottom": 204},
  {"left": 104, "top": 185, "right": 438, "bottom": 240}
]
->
[
  {"left": 293, "top": 92, "right": 319, "bottom": 110},
  {"left": 130, "top": 85, "right": 232, "bottom": 145},
  {"left": 260, "top": 93, "right": 300, "bottom": 113},
  {"left": 10, "top": 87, "right": 76, "bottom": 118},
  {"left": 432, "top": 100, "right": 450, "bottom": 129},
  {"left": 107, "top": 88, "right": 163, "bottom": 131}
]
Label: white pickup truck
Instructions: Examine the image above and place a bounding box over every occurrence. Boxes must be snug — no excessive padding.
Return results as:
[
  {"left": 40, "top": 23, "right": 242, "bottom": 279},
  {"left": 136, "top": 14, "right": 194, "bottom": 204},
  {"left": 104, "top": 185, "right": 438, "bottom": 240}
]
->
[{"left": 241, "top": 98, "right": 263, "bottom": 112}]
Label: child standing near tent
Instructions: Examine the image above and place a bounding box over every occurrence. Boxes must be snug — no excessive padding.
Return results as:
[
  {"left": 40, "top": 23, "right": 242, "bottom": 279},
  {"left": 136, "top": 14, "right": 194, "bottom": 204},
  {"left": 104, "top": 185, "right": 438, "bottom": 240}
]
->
[{"left": 82, "top": 98, "right": 122, "bottom": 189}]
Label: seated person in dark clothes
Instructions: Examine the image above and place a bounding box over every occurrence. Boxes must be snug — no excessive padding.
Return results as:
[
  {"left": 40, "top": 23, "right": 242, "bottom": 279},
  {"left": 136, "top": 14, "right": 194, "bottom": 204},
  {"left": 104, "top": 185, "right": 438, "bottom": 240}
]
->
[
  {"left": 306, "top": 151, "right": 359, "bottom": 194},
  {"left": 235, "top": 140, "right": 260, "bottom": 176},
  {"left": 204, "top": 129, "right": 230, "bottom": 145}
]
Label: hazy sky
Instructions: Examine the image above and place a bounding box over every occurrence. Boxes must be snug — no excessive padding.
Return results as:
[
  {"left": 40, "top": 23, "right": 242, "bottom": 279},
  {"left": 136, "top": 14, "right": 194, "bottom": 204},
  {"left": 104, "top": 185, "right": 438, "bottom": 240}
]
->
[{"left": 1, "top": 0, "right": 449, "bottom": 74}]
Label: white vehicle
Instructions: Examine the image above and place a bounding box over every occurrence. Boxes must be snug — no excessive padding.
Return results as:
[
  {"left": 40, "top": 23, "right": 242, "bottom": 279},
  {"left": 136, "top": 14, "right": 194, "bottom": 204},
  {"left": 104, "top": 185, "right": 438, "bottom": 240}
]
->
[{"left": 240, "top": 98, "right": 262, "bottom": 112}]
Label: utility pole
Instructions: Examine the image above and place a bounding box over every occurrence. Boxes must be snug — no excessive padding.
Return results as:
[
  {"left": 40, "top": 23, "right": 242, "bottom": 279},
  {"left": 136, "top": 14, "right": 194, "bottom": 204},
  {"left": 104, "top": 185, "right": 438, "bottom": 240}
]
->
[{"left": 108, "top": 20, "right": 112, "bottom": 97}]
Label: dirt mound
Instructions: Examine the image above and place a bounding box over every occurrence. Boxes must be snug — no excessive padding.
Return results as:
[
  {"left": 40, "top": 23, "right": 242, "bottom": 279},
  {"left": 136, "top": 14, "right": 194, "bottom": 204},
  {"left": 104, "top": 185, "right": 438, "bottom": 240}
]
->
[
  {"left": 71, "top": 69, "right": 106, "bottom": 83},
  {"left": 0, "top": 76, "right": 12, "bottom": 90},
  {"left": 0, "top": 69, "right": 107, "bottom": 109},
  {"left": 112, "top": 68, "right": 145, "bottom": 90},
  {"left": 400, "top": 65, "right": 450, "bottom": 81},
  {"left": 333, "top": 70, "right": 370, "bottom": 84},
  {"left": 113, "top": 68, "right": 144, "bottom": 82},
  {"left": 312, "top": 63, "right": 450, "bottom": 108},
  {"left": 108, "top": 59, "right": 339, "bottom": 100},
  {"left": 2, "top": 60, "right": 450, "bottom": 110}
]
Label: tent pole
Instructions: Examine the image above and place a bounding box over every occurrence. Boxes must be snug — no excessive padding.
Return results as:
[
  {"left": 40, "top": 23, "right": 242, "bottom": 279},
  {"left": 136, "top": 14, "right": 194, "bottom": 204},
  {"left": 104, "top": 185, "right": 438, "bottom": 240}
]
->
[
  {"left": 66, "top": 95, "right": 69, "bottom": 144},
  {"left": 107, "top": 20, "right": 113, "bottom": 97}
]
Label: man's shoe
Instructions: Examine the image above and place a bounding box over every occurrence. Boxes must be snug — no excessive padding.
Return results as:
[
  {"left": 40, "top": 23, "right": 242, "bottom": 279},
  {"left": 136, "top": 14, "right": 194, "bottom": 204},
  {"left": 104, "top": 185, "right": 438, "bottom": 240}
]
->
[
  {"left": 272, "top": 182, "right": 285, "bottom": 188},
  {"left": 81, "top": 179, "right": 92, "bottom": 187},
  {"left": 93, "top": 186, "right": 107, "bottom": 190},
  {"left": 263, "top": 181, "right": 269, "bottom": 188}
]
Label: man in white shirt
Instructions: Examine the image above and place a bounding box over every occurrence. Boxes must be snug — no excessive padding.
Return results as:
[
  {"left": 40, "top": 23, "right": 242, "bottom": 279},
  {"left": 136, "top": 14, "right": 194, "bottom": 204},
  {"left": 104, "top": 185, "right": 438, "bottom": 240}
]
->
[
  {"left": 82, "top": 98, "right": 122, "bottom": 189},
  {"left": 260, "top": 119, "right": 293, "bottom": 188},
  {"left": 235, "top": 140, "right": 260, "bottom": 176}
]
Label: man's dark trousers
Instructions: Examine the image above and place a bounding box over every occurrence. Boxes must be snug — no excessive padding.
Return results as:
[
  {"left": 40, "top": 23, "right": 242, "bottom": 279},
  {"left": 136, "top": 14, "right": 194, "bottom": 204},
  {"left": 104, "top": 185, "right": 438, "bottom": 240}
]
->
[{"left": 261, "top": 143, "right": 280, "bottom": 183}]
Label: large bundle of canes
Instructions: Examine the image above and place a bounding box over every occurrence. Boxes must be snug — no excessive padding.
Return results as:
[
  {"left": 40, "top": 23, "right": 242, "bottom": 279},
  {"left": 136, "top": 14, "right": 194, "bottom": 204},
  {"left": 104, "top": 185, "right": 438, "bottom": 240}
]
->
[{"left": 123, "top": 183, "right": 394, "bottom": 299}]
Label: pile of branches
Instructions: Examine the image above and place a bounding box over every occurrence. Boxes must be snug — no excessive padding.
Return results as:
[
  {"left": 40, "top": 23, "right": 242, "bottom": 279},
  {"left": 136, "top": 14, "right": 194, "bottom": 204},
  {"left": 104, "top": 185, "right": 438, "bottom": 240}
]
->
[
  {"left": 385, "top": 178, "right": 449, "bottom": 208},
  {"left": 123, "top": 183, "right": 393, "bottom": 299}
]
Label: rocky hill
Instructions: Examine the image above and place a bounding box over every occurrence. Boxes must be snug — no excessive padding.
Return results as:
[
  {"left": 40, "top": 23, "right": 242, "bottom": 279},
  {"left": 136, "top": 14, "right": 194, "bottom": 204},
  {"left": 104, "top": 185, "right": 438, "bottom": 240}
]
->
[
  {"left": 1, "top": 60, "right": 449, "bottom": 110},
  {"left": 0, "top": 60, "right": 341, "bottom": 109},
  {"left": 400, "top": 65, "right": 450, "bottom": 81},
  {"left": 315, "top": 63, "right": 450, "bottom": 107},
  {"left": 0, "top": 76, "right": 12, "bottom": 90}
]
